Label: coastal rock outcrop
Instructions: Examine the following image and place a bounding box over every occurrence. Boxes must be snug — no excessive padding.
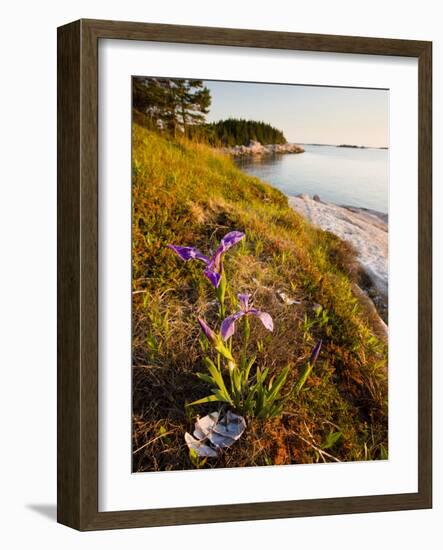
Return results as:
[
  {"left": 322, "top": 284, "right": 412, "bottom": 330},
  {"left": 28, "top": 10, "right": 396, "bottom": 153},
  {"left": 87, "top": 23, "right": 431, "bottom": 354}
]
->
[
  {"left": 289, "top": 194, "right": 388, "bottom": 326},
  {"left": 222, "top": 140, "right": 305, "bottom": 157}
]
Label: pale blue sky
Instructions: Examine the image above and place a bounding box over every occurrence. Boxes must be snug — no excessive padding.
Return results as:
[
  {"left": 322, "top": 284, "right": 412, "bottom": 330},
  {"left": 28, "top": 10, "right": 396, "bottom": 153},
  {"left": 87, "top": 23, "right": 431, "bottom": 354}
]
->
[{"left": 203, "top": 80, "right": 389, "bottom": 148}]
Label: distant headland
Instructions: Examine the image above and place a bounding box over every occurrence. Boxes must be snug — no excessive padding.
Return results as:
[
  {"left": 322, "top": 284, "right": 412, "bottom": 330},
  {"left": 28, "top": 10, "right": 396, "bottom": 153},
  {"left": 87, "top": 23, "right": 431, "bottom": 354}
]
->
[{"left": 304, "top": 143, "right": 389, "bottom": 150}]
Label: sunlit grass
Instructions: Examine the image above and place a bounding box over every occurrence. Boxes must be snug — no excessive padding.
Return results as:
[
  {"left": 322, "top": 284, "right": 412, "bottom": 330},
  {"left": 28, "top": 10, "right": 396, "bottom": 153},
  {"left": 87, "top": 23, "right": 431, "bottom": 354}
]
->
[{"left": 132, "top": 120, "right": 388, "bottom": 471}]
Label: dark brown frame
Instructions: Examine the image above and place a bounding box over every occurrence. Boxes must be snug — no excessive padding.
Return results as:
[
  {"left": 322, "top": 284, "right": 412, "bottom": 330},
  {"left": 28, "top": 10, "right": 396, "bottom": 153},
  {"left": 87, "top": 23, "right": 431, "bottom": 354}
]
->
[{"left": 57, "top": 18, "right": 432, "bottom": 531}]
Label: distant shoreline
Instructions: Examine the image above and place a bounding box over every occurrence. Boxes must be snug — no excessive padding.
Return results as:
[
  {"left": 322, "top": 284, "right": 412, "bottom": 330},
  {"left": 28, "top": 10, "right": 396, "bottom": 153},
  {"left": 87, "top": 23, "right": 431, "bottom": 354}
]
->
[
  {"left": 221, "top": 141, "right": 388, "bottom": 157},
  {"left": 302, "top": 143, "right": 389, "bottom": 150}
]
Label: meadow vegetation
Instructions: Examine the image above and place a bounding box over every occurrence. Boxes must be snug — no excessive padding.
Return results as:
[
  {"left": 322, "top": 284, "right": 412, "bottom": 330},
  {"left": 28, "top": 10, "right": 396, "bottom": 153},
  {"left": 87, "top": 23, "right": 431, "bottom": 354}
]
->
[{"left": 132, "top": 115, "right": 388, "bottom": 471}]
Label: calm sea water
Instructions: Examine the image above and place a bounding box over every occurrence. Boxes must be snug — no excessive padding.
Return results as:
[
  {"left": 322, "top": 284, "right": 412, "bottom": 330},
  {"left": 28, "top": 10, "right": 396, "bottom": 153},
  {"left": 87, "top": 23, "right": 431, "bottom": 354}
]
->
[{"left": 235, "top": 145, "right": 389, "bottom": 213}]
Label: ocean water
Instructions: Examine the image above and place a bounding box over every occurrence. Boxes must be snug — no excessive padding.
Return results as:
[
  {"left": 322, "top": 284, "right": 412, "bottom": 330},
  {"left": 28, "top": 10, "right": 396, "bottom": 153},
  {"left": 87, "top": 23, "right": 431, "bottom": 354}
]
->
[{"left": 235, "top": 144, "right": 389, "bottom": 213}]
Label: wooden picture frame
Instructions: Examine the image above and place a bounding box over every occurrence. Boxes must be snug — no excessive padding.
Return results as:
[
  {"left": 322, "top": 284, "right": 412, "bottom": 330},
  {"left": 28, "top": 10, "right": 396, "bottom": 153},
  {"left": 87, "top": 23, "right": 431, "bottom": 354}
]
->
[{"left": 57, "top": 18, "right": 432, "bottom": 530}]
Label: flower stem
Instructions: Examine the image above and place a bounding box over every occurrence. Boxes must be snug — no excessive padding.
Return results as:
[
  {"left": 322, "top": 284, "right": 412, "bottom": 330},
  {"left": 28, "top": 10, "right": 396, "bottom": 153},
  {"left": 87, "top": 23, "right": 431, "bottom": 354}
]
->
[
  {"left": 216, "top": 269, "right": 227, "bottom": 319},
  {"left": 242, "top": 315, "right": 250, "bottom": 365}
]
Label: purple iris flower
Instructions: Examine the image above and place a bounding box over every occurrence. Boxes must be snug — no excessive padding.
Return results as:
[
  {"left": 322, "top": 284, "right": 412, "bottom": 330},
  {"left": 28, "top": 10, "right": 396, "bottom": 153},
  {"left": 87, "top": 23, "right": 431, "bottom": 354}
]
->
[
  {"left": 168, "top": 231, "right": 245, "bottom": 288},
  {"left": 198, "top": 318, "right": 218, "bottom": 346},
  {"left": 220, "top": 293, "right": 274, "bottom": 341},
  {"left": 310, "top": 339, "right": 323, "bottom": 365},
  {"left": 198, "top": 318, "right": 234, "bottom": 362}
]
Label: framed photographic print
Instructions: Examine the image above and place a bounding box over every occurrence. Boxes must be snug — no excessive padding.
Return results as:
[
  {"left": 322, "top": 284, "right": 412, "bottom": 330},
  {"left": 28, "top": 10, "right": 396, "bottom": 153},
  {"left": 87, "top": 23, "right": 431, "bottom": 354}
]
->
[{"left": 57, "top": 19, "right": 432, "bottom": 530}]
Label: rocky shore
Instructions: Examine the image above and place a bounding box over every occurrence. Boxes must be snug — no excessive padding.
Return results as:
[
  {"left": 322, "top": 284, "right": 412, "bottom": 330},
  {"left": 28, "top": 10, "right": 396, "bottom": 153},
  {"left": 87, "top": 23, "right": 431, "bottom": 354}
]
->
[
  {"left": 222, "top": 140, "right": 305, "bottom": 157},
  {"left": 289, "top": 194, "right": 388, "bottom": 338}
]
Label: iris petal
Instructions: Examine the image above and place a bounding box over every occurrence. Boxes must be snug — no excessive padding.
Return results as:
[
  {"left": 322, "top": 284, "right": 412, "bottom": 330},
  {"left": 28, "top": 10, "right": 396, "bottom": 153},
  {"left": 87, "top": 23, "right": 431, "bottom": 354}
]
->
[
  {"left": 207, "top": 248, "right": 224, "bottom": 275},
  {"left": 309, "top": 339, "right": 323, "bottom": 365},
  {"left": 220, "top": 311, "right": 245, "bottom": 341},
  {"left": 220, "top": 231, "right": 245, "bottom": 251},
  {"left": 167, "top": 245, "right": 209, "bottom": 264},
  {"left": 198, "top": 318, "right": 218, "bottom": 344},
  {"left": 237, "top": 293, "right": 251, "bottom": 312},
  {"left": 168, "top": 231, "right": 244, "bottom": 289},
  {"left": 203, "top": 267, "right": 222, "bottom": 288},
  {"left": 207, "top": 231, "right": 244, "bottom": 277},
  {"left": 251, "top": 310, "right": 274, "bottom": 332}
]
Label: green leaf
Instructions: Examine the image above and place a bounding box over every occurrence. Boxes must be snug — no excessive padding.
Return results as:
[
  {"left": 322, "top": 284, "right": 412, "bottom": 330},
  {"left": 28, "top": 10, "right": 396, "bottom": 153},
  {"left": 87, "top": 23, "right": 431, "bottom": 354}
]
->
[
  {"left": 257, "top": 367, "right": 269, "bottom": 385},
  {"left": 203, "top": 356, "right": 218, "bottom": 370},
  {"left": 187, "top": 393, "right": 228, "bottom": 407},
  {"left": 206, "top": 362, "right": 230, "bottom": 398},
  {"left": 214, "top": 340, "right": 234, "bottom": 362},
  {"left": 295, "top": 362, "right": 313, "bottom": 394},
  {"left": 267, "top": 375, "right": 275, "bottom": 391},
  {"left": 244, "top": 390, "right": 256, "bottom": 414},
  {"left": 198, "top": 336, "right": 209, "bottom": 353},
  {"left": 232, "top": 367, "right": 242, "bottom": 396},
  {"left": 196, "top": 372, "right": 216, "bottom": 385},
  {"left": 157, "top": 425, "right": 172, "bottom": 444},
  {"left": 189, "top": 447, "right": 207, "bottom": 469},
  {"left": 245, "top": 355, "right": 256, "bottom": 375},
  {"left": 267, "top": 366, "right": 290, "bottom": 403},
  {"left": 212, "top": 389, "right": 234, "bottom": 405},
  {"left": 322, "top": 431, "right": 342, "bottom": 450},
  {"left": 255, "top": 382, "right": 265, "bottom": 413}
]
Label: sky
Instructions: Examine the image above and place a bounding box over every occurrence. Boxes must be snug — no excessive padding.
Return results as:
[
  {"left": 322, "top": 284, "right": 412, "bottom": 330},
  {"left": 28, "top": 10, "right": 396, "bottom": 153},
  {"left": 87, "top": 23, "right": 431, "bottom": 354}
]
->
[{"left": 203, "top": 80, "right": 389, "bottom": 148}]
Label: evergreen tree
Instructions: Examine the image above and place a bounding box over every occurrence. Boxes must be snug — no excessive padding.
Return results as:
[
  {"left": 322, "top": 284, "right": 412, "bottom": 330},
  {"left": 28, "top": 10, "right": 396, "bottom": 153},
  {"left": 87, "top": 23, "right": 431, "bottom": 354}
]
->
[
  {"left": 205, "top": 118, "right": 287, "bottom": 146},
  {"left": 133, "top": 77, "right": 211, "bottom": 137}
]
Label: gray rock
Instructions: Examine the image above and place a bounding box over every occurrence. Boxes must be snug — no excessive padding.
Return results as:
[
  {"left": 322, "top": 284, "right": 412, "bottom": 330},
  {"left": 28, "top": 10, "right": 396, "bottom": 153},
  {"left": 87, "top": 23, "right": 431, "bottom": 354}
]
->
[{"left": 222, "top": 141, "right": 305, "bottom": 157}]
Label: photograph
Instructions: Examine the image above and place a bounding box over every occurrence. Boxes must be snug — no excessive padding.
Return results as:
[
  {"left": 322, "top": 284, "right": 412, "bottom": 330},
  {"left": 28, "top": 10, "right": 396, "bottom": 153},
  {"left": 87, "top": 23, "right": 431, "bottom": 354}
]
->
[{"left": 131, "top": 76, "right": 389, "bottom": 472}]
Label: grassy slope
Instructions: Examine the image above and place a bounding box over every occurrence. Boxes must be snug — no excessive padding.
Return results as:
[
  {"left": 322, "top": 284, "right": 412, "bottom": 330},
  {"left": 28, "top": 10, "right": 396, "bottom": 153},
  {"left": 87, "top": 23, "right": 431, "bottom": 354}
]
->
[{"left": 132, "top": 120, "right": 388, "bottom": 471}]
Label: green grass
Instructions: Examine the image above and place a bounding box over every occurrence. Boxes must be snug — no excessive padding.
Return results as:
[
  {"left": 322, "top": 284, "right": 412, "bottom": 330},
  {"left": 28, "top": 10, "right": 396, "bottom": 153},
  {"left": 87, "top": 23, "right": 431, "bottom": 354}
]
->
[{"left": 132, "top": 119, "right": 388, "bottom": 471}]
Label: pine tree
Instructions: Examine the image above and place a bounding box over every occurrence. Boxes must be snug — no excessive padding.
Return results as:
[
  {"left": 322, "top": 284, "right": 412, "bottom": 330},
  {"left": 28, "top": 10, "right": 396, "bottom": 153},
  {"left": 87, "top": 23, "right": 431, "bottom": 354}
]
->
[
  {"left": 132, "top": 77, "right": 211, "bottom": 137},
  {"left": 205, "top": 118, "right": 287, "bottom": 146}
]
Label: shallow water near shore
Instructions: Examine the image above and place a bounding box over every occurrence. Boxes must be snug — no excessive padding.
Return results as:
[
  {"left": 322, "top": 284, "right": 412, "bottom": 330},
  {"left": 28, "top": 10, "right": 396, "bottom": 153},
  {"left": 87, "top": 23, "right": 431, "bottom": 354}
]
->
[{"left": 234, "top": 144, "right": 389, "bottom": 213}]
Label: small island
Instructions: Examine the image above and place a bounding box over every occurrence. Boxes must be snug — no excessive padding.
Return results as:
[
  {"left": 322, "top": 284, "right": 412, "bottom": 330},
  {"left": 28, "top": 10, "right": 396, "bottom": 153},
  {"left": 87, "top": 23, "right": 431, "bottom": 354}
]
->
[
  {"left": 337, "top": 144, "right": 389, "bottom": 150},
  {"left": 338, "top": 144, "right": 367, "bottom": 149},
  {"left": 201, "top": 118, "right": 305, "bottom": 157}
]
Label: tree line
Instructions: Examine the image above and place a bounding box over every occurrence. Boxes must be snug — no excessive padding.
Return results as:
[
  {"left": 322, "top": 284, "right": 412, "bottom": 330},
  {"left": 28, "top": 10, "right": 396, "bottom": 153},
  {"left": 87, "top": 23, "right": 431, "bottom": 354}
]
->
[
  {"left": 133, "top": 77, "right": 287, "bottom": 146},
  {"left": 204, "top": 118, "right": 287, "bottom": 146}
]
